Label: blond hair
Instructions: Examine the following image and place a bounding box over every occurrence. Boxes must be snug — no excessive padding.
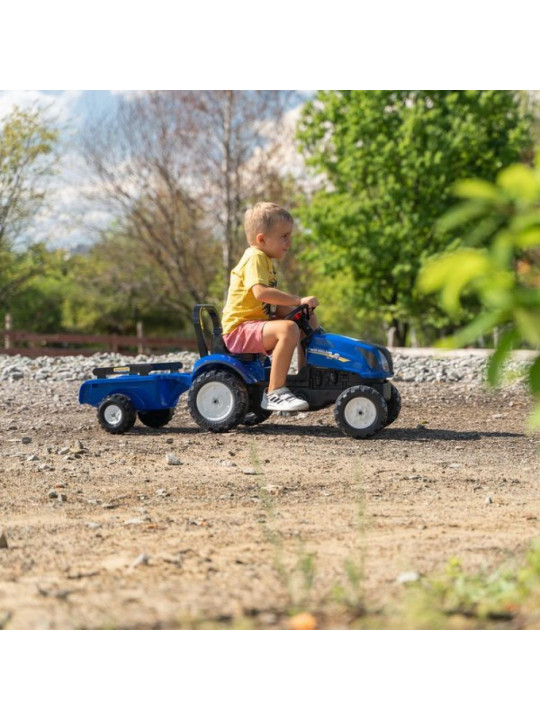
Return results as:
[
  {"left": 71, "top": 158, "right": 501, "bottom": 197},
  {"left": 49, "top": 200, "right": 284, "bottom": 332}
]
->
[{"left": 244, "top": 202, "right": 294, "bottom": 244}]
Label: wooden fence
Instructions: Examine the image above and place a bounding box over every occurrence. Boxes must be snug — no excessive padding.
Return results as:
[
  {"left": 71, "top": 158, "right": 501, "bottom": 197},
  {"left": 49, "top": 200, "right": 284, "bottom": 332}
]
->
[{"left": 1, "top": 326, "right": 198, "bottom": 357}]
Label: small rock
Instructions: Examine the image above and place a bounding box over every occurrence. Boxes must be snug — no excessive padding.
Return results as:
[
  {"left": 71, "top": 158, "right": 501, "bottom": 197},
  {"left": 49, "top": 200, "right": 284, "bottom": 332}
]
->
[
  {"left": 48, "top": 489, "right": 58, "bottom": 499},
  {"left": 85, "top": 522, "right": 101, "bottom": 529},
  {"left": 485, "top": 496, "right": 493, "bottom": 505},
  {"left": 166, "top": 453, "right": 182, "bottom": 466},
  {"left": 131, "top": 553, "right": 149, "bottom": 567},
  {"left": 27, "top": 454, "right": 39, "bottom": 462},
  {"left": 58, "top": 447, "right": 70, "bottom": 456},
  {"left": 21, "top": 437, "right": 32, "bottom": 445},
  {"left": 396, "top": 571, "right": 421, "bottom": 585},
  {"left": 0, "top": 531, "right": 8, "bottom": 549},
  {"left": 242, "top": 467, "right": 260, "bottom": 475}
]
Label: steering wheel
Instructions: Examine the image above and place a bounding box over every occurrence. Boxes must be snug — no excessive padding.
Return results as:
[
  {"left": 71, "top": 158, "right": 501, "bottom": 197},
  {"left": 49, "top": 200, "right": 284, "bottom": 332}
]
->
[{"left": 284, "top": 303, "right": 314, "bottom": 339}]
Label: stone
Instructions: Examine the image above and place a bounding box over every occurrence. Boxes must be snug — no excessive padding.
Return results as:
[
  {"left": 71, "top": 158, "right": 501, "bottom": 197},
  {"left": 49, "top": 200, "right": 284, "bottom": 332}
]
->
[
  {"left": 396, "top": 571, "right": 421, "bottom": 584},
  {"left": 0, "top": 531, "right": 8, "bottom": 549},
  {"left": 166, "top": 453, "right": 182, "bottom": 466}
]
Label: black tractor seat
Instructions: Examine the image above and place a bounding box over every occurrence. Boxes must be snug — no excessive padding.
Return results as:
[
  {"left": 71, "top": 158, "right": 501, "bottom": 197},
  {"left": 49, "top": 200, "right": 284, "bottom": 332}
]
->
[{"left": 192, "top": 304, "right": 265, "bottom": 362}]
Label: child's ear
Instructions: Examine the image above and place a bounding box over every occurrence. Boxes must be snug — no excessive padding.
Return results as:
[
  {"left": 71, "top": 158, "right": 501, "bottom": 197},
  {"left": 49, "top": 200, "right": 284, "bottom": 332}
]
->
[{"left": 256, "top": 233, "right": 265, "bottom": 245}]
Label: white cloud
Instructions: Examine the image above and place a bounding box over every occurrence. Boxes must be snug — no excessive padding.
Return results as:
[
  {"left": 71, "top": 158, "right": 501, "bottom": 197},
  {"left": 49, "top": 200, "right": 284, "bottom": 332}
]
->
[{"left": 0, "top": 90, "right": 82, "bottom": 124}]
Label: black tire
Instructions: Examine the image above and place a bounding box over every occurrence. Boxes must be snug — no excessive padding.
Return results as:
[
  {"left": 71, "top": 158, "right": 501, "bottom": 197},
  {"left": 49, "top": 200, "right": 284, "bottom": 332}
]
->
[
  {"left": 188, "top": 369, "right": 249, "bottom": 433},
  {"left": 98, "top": 394, "right": 137, "bottom": 434},
  {"left": 334, "top": 385, "right": 388, "bottom": 439},
  {"left": 384, "top": 384, "right": 402, "bottom": 426},
  {"left": 138, "top": 408, "right": 174, "bottom": 429},
  {"left": 241, "top": 406, "right": 272, "bottom": 427}
]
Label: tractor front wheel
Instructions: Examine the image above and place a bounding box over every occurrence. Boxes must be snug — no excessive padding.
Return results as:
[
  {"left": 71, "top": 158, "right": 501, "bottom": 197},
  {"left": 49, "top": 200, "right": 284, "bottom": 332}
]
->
[
  {"left": 384, "top": 384, "right": 402, "bottom": 427},
  {"left": 334, "top": 385, "right": 388, "bottom": 439}
]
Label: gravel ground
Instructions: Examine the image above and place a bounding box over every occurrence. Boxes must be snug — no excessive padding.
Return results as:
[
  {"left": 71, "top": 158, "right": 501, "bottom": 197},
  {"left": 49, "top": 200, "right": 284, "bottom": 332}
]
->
[
  {"left": 0, "top": 347, "right": 535, "bottom": 385},
  {"left": 0, "top": 348, "right": 538, "bottom": 629}
]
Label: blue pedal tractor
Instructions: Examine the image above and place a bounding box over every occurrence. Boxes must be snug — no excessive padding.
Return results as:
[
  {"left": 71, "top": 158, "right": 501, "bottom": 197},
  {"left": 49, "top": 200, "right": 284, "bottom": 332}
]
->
[{"left": 79, "top": 303, "right": 401, "bottom": 438}]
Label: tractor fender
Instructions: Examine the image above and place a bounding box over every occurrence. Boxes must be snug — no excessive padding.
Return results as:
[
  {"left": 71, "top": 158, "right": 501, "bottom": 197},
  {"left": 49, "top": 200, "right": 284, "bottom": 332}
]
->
[{"left": 192, "top": 354, "right": 265, "bottom": 385}]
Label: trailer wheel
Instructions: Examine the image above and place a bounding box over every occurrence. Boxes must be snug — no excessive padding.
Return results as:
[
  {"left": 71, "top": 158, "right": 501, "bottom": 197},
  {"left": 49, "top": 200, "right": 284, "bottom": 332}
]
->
[
  {"left": 188, "top": 369, "right": 248, "bottom": 432},
  {"left": 138, "top": 408, "right": 174, "bottom": 429},
  {"left": 334, "top": 385, "right": 388, "bottom": 439},
  {"left": 98, "top": 394, "right": 136, "bottom": 434}
]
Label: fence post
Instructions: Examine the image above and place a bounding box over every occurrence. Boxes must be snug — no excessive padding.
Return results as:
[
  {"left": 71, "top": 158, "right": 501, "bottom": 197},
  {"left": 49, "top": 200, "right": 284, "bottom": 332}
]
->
[
  {"left": 4, "top": 313, "right": 12, "bottom": 350},
  {"left": 136, "top": 321, "right": 144, "bottom": 355}
]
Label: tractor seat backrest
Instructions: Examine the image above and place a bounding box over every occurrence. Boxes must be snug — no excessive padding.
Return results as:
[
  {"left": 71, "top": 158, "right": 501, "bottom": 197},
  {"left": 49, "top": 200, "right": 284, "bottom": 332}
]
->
[{"left": 192, "top": 304, "right": 262, "bottom": 362}]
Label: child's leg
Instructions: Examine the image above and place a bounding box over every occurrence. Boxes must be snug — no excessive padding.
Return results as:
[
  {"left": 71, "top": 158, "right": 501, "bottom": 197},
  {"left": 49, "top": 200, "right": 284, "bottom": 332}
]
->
[
  {"left": 274, "top": 306, "right": 319, "bottom": 371},
  {"left": 262, "top": 320, "right": 300, "bottom": 392}
]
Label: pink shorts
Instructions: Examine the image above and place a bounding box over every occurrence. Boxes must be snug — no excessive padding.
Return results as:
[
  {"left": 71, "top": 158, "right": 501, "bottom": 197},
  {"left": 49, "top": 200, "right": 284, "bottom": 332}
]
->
[{"left": 223, "top": 320, "right": 269, "bottom": 355}]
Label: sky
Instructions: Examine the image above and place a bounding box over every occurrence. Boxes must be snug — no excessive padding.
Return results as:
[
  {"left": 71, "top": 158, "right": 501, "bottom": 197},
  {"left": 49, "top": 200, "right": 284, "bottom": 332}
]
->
[
  {"left": 0, "top": 90, "right": 129, "bottom": 250},
  {"left": 0, "top": 90, "right": 308, "bottom": 251}
]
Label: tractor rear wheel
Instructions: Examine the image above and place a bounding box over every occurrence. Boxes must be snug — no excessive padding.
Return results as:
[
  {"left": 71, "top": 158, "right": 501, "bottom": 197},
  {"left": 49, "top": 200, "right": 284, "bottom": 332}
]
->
[{"left": 188, "top": 369, "right": 249, "bottom": 432}]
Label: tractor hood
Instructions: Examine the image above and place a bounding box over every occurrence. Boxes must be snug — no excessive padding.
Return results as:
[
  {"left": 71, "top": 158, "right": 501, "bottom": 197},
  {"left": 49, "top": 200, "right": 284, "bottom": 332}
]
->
[{"left": 306, "top": 331, "right": 393, "bottom": 378}]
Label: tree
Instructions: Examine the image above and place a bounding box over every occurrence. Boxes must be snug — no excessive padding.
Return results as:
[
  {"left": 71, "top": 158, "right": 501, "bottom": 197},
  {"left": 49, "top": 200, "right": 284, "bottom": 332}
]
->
[
  {"left": 80, "top": 91, "right": 300, "bottom": 323},
  {"left": 418, "top": 156, "right": 540, "bottom": 427},
  {"left": 296, "top": 91, "right": 532, "bottom": 345},
  {"left": 62, "top": 233, "right": 198, "bottom": 334},
  {"left": 0, "top": 105, "right": 59, "bottom": 311}
]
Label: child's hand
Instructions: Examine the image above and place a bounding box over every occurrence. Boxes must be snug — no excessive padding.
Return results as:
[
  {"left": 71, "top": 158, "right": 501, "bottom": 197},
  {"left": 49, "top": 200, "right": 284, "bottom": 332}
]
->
[{"left": 301, "top": 296, "right": 319, "bottom": 309}]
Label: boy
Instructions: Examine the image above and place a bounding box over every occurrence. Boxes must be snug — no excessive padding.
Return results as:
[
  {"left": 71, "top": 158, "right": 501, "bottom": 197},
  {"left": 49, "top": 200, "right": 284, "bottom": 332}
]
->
[{"left": 221, "top": 202, "right": 319, "bottom": 413}]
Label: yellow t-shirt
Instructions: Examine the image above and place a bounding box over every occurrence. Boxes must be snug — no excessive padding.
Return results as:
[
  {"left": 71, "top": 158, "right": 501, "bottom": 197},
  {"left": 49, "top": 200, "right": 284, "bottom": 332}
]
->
[{"left": 221, "top": 246, "right": 278, "bottom": 334}]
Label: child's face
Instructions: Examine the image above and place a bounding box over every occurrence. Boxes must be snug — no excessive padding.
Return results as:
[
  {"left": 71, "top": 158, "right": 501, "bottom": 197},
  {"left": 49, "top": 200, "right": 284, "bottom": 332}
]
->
[{"left": 257, "top": 220, "right": 293, "bottom": 260}]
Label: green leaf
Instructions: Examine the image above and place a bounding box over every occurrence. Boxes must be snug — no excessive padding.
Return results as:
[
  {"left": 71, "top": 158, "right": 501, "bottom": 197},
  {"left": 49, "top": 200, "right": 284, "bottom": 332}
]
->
[
  {"left": 514, "top": 309, "right": 540, "bottom": 345},
  {"left": 453, "top": 179, "right": 500, "bottom": 201},
  {"left": 436, "top": 310, "right": 504, "bottom": 348},
  {"left": 526, "top": 403, "right": 540, "bottom": 431},
  {"left": 497, "top": 164, "right": 540, "bottom": 201},
  {"left": 487, "top": 329, "right": 519, "bottom": 387},
  {"left": 528, "top": 355, "right": 540, "bottom": 396},
  {"left": 516, "top": 228, "right": 540, "bottom": 249},
  {"left": 437, "top": 201, "right": 492, "bottom": 234}
]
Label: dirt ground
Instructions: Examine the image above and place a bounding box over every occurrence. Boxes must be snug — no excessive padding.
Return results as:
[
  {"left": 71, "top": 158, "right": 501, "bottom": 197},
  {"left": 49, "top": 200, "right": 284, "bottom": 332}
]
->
[{"left": 0, "top": 376, "right": 538, "bottom": 629}]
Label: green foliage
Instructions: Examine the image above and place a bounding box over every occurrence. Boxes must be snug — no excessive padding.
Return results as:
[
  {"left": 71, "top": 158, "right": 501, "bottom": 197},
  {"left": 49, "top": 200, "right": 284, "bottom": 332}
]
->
[
  {"left": 297, "top": 91, "right": 532, "bottom": 345},
  {"left": 0, "top": 105, "right": 59, "bottom": 310},
  {"left": 7, "top": 247, "right": 69, "bottom": 332},
  {"left": 418, "top": 155, "right": 540, "bottom": 426},
  {"left": 0, "top": 104, "right": 58, "bottom": 247},
  {"left": 402, "top": 543, "right": 540, "bottom": 627},
  {"left": 62, "top": 234, "right": 196, "bottom": 335}
]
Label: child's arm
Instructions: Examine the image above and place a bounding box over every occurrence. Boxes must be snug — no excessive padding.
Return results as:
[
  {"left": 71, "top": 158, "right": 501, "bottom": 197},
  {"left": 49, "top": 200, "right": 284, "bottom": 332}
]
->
[{"left": 252, "top": 285, "right": 319, "bottom": 309}]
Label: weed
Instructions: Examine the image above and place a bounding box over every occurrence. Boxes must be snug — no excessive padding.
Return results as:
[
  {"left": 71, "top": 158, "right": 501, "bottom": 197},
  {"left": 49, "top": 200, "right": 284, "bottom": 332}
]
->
[{"left": 400, "top": 541, "right": 540, "bottom": 628}]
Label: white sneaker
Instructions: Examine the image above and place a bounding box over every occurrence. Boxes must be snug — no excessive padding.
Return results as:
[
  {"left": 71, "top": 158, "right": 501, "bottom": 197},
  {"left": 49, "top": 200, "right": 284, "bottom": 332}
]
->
[{"left": 261, "top": 387, "right": 309, "bottom": 412}]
